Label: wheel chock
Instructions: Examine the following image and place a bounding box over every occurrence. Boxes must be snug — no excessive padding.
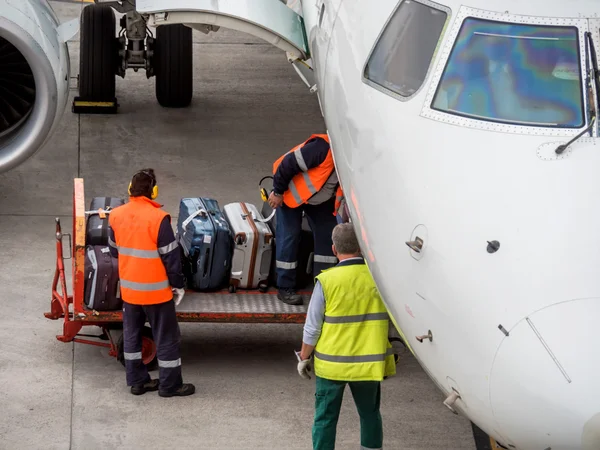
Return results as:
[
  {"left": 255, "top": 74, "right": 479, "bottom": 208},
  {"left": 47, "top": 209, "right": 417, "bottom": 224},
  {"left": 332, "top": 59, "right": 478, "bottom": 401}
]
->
[{"left": 72, "top": 97, "right": 118, "bottom": 114}]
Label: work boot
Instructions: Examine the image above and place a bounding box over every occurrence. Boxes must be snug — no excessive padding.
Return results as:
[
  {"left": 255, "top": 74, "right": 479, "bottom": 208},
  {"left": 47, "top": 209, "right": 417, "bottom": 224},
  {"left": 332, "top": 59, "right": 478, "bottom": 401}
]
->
[
  {"left": 130, "top": 379, "right": 159, "bottom": 395},
  {"left": 277, "top": 288, "right": 303, "bottom": 306},
  {"left": 159, "top": 383, "right": 196, "bottom": 398}
]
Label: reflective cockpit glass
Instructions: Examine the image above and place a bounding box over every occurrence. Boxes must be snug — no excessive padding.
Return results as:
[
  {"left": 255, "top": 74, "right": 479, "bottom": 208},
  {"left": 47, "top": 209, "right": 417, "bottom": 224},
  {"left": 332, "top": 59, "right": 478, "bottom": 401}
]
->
[
  {"left": 431, "top": 18, "right": 584, "bottom": 128},
  {"left": 364, "top": 0, "right": 447, "bottom": 98}
]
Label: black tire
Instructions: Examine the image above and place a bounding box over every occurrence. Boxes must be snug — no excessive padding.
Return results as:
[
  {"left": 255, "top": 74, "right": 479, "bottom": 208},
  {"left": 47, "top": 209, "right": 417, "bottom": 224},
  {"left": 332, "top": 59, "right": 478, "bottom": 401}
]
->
[
  {"left": 79, "top": 4, "right": 117, "bottom": 101},
  {"left": 154, "top": 24, "right": 193, "bottom": 107},
  {"left": 116, "top": 326, "right": 158, "bottom": 371},
  {"left": 228, "top": 285, "right": 236, "bottom": 294}
]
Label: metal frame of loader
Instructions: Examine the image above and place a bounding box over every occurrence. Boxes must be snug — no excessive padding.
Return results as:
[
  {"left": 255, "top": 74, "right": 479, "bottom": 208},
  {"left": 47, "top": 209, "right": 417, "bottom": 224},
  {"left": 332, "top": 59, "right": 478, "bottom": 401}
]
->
[{"left": 45, "top": 178, "right": 309, "bottom": 365}]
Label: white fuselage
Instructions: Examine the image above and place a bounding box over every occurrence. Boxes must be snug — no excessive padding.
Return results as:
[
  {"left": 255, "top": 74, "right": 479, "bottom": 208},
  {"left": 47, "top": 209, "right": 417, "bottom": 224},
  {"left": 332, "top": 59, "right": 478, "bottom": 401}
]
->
[{"left": 303, "top": 0, "right": 600, "bottom": 449}]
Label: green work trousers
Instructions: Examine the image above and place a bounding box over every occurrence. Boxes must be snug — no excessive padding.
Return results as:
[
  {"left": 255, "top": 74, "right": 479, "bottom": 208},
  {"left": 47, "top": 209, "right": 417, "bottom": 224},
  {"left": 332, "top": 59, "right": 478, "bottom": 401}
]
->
[{"left": 312, "top": 376, "right": 383, "bottom": 450}]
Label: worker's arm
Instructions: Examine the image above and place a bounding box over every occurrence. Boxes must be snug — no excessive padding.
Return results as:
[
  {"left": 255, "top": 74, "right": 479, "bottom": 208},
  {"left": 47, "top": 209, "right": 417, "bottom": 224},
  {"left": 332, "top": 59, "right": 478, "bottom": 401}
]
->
[
  {"left": 301, "top": 280, "right": 325, "bottom": 360},
  {"left": 272, "top": 136, "right": 331, "bottom": 195},
  {"left": 157, "top": 216, "right": 185, "bottom": 289},
  {"left": 108, "top": 227, "right": 118, "bottom": 259}
]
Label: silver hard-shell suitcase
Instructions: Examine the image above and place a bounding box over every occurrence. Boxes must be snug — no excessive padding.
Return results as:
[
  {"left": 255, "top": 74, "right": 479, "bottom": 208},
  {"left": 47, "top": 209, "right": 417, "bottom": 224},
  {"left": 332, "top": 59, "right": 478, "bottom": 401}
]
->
[{"left": 223, "top": 202, "right": 273, "bottom": 292}]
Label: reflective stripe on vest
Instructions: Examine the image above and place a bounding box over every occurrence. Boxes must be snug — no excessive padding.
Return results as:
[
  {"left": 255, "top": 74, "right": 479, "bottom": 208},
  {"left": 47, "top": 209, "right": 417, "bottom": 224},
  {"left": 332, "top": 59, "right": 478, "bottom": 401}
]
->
[
  {"left": 273, "top": 134, "right": 336, "bottom": 208},
  {"left": 314, "top": 263, "right": 396, "bottom": 382},
  {"left": 108, "top": 197, "right": 173, "bottom": 305}
]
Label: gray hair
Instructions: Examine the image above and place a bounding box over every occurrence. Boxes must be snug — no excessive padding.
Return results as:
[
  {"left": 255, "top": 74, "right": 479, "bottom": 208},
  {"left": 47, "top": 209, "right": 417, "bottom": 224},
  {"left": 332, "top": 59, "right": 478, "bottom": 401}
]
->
[{"left": 332, "top": 223, "right": 361, "bottom": 255}]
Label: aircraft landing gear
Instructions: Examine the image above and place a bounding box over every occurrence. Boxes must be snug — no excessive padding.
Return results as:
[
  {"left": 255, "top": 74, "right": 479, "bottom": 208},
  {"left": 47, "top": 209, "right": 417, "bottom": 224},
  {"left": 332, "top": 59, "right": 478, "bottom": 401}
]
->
[{"left": 74, "top": 5, "right": 193, "bottom": 114}]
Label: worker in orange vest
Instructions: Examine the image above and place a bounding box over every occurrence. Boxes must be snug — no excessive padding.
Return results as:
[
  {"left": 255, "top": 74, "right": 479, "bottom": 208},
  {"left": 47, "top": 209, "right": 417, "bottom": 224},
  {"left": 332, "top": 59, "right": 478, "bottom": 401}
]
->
[
  {"left": 108, "top": 169, "right": 195, "bottom": 397},
  {"left": 269, "top": 134, "right": 343, "bottom": 305}
]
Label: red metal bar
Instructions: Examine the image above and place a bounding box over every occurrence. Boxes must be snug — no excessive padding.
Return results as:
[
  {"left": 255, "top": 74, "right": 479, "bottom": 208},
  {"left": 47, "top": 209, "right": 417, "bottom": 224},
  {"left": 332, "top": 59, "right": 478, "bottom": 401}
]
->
[{"left": 72, "top": 338, "right": 112, "bottom": 349}]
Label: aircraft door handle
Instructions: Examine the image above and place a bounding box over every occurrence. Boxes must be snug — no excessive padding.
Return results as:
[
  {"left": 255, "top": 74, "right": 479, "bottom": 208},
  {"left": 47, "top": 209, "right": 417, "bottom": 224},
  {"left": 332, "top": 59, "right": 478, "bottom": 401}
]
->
[
  {"left": 416, "top": 330, "right": 433, "bottom": 343},
  {"left": 406, "top": 236, "right": 423, "bottom": 253}
]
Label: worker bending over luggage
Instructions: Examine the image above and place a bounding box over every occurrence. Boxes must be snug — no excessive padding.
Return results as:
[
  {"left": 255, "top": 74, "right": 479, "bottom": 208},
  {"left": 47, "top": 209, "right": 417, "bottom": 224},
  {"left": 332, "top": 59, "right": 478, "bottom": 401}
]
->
[
  {"left": 296, "top": 223, "right": 396, "bottom": 450},
  {"left": 108, "top": 169, "right": 195, "bottom": 397},
  {"left": 268, "top": 134, "right": 342, "bottom": 305}
]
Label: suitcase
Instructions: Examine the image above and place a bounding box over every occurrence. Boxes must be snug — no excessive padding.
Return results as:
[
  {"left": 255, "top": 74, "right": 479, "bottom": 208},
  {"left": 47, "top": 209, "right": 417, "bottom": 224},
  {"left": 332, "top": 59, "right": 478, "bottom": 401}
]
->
[
  {"left": 84, "top": 245, "right": 121, "bottom": 311},
  {"left": 177, "top": 198, "right": 233, "bottom": 291},
  {"left": 223, "top": 202, "right": 273, "bottom": 292},
  {"left": 86, "top": 197, "right": 124, "bottom": 246},
  {"left": 261, "top": 202, "right": 314, "bottom": 289}
]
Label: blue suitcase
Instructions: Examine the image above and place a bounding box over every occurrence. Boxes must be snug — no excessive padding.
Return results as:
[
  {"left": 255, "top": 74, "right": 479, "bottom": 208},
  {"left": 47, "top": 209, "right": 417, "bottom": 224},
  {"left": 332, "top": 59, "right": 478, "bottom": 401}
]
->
[{"left": 177, "top": 198, "right": 233, "bottom": 291}]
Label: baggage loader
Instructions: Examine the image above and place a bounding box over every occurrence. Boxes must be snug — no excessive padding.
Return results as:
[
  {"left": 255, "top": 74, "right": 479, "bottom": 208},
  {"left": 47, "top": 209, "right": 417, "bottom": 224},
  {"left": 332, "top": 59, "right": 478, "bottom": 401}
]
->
[
  {"left": 46, "top": 179, "right": 315, "bottom": 372},
  {"left": 223, "top": 202, "right": 273, "bottom": 293},
  {"left": 177, "top": 197, "right": 233, "bottom": 291}
]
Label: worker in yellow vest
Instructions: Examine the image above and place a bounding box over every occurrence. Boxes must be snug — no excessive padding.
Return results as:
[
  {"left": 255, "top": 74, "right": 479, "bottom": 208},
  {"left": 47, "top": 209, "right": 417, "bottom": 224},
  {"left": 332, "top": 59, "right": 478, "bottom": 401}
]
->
[{"left": 295, "top": 223, "right": 396, "bottom": 450}]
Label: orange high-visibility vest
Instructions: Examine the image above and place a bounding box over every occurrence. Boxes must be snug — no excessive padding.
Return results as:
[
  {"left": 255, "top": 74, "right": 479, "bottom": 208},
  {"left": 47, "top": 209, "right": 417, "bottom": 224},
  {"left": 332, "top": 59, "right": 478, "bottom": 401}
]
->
[
  {"left": 273, "top": 134, "right": 344, "bottom": 214},
  {"left": 108, "top": 196, "right": 173, "bottom": 305}
]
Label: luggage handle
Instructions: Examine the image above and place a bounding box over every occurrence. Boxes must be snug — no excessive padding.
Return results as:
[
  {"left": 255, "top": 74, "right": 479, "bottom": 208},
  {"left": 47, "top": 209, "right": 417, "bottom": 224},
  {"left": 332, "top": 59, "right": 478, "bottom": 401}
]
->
[
  {"left": 243, "top": 210, "right": 275, "bottom": 223},
  {"left": 182, "top": 208, "right": 208, "bottom": 230}
]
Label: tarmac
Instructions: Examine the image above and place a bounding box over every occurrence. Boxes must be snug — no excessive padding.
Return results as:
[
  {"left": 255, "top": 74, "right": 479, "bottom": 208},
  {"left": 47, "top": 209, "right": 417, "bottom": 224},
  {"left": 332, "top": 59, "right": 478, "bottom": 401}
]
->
[{"left": 0, "top": 1, "right": 476, "bottom": 449}]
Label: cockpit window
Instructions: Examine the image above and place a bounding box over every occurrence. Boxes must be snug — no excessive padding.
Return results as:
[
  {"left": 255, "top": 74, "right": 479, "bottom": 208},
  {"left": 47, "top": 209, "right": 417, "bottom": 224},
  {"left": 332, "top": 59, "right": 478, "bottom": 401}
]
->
[
  {"left": 431, "top": 18, "right": 584, "bottom": 128},
  {"left": 364, "top": 0, "right": 448, "bottom": 99}
]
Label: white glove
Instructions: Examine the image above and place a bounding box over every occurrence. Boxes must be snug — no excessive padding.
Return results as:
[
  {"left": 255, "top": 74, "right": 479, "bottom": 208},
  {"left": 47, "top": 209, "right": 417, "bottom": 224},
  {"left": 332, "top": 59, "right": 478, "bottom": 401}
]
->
[
  {"left": 172, "top": 288, "right": 185, "bottom": 306},
  {"left": 297, "top": 358, "right": 312, "bottom": 380}
]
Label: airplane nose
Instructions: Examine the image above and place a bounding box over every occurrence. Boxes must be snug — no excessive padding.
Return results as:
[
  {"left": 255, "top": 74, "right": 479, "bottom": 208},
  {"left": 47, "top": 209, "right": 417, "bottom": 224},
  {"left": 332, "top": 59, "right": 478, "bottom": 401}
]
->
[{"left": 489, "top": 298, "right": 600, "bottom": 450}]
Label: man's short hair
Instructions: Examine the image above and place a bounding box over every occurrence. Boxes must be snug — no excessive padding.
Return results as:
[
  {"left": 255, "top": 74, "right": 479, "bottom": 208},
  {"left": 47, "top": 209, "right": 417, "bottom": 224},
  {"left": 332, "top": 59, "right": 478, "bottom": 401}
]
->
[
  {"left": 332, "top": 223, "right": 361, "bottom": 255},
  {"left": 130, "top": 168, "right": 156, "bottom": 198}
]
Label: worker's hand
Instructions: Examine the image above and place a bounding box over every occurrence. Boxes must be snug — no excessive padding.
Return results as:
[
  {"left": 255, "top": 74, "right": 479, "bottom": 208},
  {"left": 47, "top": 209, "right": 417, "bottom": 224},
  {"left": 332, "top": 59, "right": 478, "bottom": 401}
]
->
[
  {"left": 172, "top": 288, "right": 185, "bottom": 306},
  {"left": 297, "top": 358, "right": 312, "bottom": 380},
  {"left": 268, "top": 191, "right": 283, "bottom": 209}
]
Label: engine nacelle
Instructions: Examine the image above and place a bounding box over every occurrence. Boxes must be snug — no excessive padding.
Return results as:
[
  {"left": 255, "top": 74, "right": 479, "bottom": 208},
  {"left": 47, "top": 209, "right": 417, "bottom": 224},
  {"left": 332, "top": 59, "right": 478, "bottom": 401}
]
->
[{"left": 0, "top": 0, "right": 71, "bottom": 173}]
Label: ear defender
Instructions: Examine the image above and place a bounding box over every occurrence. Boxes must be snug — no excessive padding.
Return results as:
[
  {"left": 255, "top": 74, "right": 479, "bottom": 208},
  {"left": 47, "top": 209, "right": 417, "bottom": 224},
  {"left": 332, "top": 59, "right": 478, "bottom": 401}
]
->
[{"left": 128, "top": 172, "right": 159, "bottom": 200}]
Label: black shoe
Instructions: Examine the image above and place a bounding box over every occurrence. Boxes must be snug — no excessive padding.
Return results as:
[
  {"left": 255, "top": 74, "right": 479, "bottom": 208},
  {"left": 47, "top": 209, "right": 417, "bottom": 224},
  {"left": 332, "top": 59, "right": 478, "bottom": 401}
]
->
[
  {"left": 131, "top": 379, "right": 159, "bottom": 395},
  {"left": 277, "top": 288, "right": 303, "bottom": 306},
  {"left": 159, "top": 383, "right": 196, "bottom": 398}
]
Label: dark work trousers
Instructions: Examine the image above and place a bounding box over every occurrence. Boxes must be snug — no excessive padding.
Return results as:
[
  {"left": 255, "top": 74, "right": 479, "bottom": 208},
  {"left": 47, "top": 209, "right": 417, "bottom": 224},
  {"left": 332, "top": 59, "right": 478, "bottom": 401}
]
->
[
  {"left": 122, "top": 300, "right": 183, "bottom": 393},
  {"left": 275, "top": 197, "right": 339, "bottom": 289}
]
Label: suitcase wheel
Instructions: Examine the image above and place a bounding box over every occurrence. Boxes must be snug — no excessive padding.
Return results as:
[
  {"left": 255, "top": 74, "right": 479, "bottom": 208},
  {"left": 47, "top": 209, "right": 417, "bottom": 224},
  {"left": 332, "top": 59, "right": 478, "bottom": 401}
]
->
[
  {"left": 258, "top": 283, "right": 268, "bottom": 293},
  {"left": 228, "top": 285, "right": 236, "bottom": 294}
]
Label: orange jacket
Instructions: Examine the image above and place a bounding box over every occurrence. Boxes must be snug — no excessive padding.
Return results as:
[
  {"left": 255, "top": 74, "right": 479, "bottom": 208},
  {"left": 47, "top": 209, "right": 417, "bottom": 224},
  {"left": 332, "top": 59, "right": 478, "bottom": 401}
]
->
[
  {"left": 273, "top": 134, "right": 344, "bottom": 214},
  {"left": 108, "top": 197, "right": 173, "bottom": 305}
]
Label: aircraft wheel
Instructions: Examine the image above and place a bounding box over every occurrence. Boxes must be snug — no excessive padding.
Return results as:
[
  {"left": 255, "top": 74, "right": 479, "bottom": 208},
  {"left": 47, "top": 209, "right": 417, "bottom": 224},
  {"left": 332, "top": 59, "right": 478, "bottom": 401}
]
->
[
  {"left": 154, "top": 24, "right": 193, "bottom": 108},
  {"left": 79, "top": 4, "right": 117, "bottom": 101}
]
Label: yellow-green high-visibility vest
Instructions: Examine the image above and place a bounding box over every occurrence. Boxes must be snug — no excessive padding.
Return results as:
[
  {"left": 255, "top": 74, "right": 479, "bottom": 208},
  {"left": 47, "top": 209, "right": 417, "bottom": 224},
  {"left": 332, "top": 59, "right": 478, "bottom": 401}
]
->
[{"left": 314, "top": 260, "right": 396, "bottom": 382}]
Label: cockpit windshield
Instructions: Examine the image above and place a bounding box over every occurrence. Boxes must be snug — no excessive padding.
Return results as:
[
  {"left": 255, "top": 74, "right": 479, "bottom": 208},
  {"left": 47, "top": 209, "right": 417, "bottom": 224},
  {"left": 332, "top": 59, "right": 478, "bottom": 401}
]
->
[{"left": 431, "top": 18, "right": 584, "bottom": 128}]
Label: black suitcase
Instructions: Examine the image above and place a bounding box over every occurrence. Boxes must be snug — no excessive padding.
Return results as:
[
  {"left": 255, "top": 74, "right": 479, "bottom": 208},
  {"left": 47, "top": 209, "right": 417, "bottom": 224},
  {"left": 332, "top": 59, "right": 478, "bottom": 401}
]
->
[
  {"left": 261, "top": 202, "right": 314, "bottom": 289},
  {"left": 84, "top": 245, "right": 121, "bottom": 311},
  {"left": 86, "top": 197, "right": 124, "bottom": 246}
]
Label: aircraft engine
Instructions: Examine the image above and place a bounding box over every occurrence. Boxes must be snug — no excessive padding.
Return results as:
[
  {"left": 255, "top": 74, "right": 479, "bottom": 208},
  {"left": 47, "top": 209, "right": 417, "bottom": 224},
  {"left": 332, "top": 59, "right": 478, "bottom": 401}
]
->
[{"left": 0, "top": 0, "right": 72, "bottom": 173}]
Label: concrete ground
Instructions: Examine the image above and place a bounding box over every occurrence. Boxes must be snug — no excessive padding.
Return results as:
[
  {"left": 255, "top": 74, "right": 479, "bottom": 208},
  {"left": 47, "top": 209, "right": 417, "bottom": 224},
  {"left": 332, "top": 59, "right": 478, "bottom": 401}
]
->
[{"left": 0, "top": 1, "right": 476, "bottom": 449}]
